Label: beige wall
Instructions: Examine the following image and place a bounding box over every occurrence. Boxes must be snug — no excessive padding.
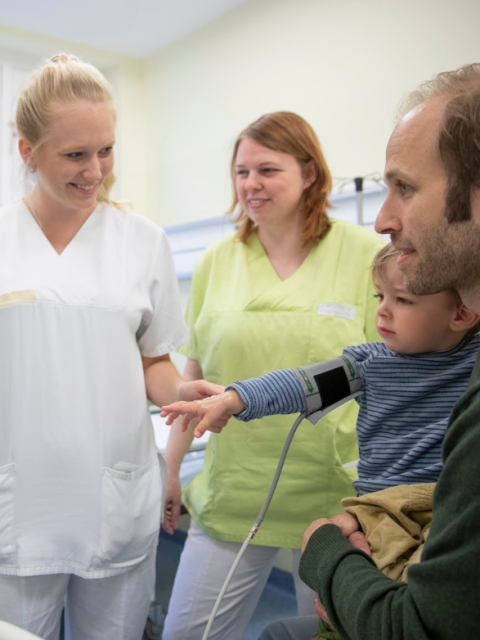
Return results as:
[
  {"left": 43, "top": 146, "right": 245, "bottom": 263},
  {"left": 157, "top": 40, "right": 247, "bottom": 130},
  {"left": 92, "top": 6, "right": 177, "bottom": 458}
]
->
[
  {"left": 2, "top": 0, "right": 480, "bottom": 224},
  {"left": 0, "top": 23, "right": 148, "bottom": 215},
  {"left": 145, "top": 0, "right": 480, "bottom": 226}
]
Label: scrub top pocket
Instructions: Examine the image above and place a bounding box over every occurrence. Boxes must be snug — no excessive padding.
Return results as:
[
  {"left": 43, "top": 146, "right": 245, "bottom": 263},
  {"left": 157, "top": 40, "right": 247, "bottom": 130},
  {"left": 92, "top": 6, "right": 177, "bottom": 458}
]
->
[{"left": 99, "top": 459, "right": 161, "bottom": 566}]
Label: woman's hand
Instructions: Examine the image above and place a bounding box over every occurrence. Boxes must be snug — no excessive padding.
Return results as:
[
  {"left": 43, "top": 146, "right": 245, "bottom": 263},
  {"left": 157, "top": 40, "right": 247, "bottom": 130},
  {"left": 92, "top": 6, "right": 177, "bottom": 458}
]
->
[
  {"left": 161, "top": 471, "right": 182, "bottom": 535},
  {"left": 161, "top": 390, "right": 246, "bottom": 438},
  {"left": 177, "top": 379, "right": 225, "bottom": 402},
  {"left": 142, "top": 355, "right": 223, "bottom": 409}
]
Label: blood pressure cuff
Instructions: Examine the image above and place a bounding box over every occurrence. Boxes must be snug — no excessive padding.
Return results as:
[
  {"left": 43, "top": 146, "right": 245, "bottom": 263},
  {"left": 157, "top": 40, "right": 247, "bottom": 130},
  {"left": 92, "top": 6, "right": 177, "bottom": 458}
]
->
[{"left": 294, "top": 356, "right": 363, "bottom": 423}]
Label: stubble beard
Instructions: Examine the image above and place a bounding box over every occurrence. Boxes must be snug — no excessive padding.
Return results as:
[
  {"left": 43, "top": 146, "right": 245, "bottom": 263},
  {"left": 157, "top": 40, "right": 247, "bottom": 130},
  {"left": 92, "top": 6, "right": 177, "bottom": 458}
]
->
[{"left": 394, "top": 217, "right": 480, "bottom": 297}]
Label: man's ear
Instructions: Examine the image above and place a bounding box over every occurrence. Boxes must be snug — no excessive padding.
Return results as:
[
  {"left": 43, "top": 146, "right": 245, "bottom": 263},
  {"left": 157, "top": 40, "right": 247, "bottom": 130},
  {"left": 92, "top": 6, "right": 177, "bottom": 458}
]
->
[
  {"left": 18, "top": 137, "right": 35, "bottom": 168},
  {"left": 303, "top": 160, "right": 318, "bottom": 190},
  {"left": 450, "top": 304, "right": 480, "bottom": 333}
]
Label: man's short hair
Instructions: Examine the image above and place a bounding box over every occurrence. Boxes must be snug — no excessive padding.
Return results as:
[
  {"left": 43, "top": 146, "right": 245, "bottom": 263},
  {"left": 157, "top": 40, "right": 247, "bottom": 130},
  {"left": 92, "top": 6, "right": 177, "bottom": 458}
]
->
[{"left": 400, "top": 64, "right": 480, "bottom": 223}]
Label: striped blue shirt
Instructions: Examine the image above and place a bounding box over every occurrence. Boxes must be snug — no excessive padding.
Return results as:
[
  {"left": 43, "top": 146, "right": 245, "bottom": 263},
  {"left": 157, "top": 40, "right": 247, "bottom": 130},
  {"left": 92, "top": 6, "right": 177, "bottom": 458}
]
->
[{"left": 228, "top": 336, "right": 480, "bottom": 495}]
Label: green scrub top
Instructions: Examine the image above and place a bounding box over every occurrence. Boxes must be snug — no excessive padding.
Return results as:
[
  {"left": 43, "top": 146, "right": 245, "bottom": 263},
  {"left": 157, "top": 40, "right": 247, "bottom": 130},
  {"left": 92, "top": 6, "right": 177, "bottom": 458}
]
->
[{"left": 181, "top": 220, "right": 385, "bottom": 548}]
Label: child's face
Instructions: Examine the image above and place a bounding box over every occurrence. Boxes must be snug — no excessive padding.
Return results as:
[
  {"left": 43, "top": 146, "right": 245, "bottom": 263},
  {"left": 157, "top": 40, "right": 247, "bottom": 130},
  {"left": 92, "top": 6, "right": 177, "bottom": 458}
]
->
[{"left": 374, "top": 260, "right": 461, "bottom": 354}]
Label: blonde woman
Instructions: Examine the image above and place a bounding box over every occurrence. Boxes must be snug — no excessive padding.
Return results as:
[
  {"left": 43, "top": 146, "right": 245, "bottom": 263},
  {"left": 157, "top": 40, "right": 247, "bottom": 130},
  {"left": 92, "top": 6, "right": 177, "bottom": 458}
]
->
[{"left": 0, "top": 54, "right": 221, "bottom": 640}]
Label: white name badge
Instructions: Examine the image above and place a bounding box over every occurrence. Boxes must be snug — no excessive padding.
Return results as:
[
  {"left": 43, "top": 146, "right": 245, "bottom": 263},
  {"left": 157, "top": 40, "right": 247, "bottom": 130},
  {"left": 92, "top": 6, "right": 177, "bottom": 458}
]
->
[{"left": 317, "top": 303, "right": 356, "bottom": 321}]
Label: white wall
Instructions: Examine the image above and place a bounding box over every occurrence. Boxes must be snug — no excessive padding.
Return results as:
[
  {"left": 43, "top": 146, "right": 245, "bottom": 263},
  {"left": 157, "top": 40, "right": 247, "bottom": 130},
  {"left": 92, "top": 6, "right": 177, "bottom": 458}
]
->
[{"left": 146, "top": 0, "right": 480, "bottom": 226}]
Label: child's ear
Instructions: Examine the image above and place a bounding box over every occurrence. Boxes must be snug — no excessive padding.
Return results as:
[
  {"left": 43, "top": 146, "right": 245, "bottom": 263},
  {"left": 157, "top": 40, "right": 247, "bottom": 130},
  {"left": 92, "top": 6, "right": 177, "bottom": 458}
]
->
[{"left": 450, "top": 304, "right": 480, "bottom": 333}]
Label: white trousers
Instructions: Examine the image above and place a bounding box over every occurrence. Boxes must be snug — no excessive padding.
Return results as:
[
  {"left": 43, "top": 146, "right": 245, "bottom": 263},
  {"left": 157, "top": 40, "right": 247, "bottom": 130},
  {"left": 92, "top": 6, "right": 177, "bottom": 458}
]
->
[
  {"left": 162, "top": 520, "right": 316, "bottom": 640},
  {"left": 0, "top": 544, "right": 156, "bottom": 640}
]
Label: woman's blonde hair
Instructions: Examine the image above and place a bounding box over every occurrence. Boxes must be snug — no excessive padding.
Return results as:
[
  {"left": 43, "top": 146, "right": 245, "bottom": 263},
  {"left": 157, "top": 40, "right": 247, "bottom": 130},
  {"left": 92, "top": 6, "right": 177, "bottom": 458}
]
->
[
  {"left": 228, "top": 112, "right": 333, "bottom": 245},
  {"left": 16, "top": 53, "right": 117, "bottom": 206}
]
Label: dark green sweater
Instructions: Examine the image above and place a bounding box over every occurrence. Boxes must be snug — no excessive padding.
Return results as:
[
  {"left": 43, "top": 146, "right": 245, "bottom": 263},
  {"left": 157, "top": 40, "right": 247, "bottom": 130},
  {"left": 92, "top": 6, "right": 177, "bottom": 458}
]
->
[{"left": 299, "top": 353, "right": 480, "bottom": 639}]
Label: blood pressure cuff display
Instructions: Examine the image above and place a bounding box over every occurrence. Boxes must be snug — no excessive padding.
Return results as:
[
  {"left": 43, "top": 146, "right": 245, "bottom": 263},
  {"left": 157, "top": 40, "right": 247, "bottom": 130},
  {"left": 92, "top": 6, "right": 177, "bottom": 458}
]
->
[{"left": 294, "top": 356, "right": 363, "bottom": 422}]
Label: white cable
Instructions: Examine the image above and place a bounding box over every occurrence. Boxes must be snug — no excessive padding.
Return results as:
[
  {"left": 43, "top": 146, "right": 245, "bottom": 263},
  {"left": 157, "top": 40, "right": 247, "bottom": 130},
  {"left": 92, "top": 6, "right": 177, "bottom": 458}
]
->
[
  {"left": 201, "top": 412, "right": 306, "bottom": 640},
  {"left": 201, "top": 391, "right": 359, "bottom": 639}
]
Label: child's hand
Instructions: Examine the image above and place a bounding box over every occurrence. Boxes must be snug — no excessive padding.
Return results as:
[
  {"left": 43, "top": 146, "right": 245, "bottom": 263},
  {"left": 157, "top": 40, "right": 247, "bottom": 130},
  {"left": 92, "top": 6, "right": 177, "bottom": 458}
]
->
[{"left": 161, "top": 390, "right": 246, "bottom": 438}]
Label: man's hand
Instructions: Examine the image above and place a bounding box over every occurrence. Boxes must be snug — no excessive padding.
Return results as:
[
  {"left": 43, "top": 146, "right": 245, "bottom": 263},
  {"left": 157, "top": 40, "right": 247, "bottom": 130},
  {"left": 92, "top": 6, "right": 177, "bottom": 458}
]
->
[
  {"left": 302, "top": 512, "right": 371, "bottom": 629},
  {"left": 161, "top": 389, "right": 246, "bottom": 438},
  {"left": 314, "top": 595, "right": 333, "bottom": 628},
  {"left": 301, "top": 512, "right": 370, "bottom": 554}
]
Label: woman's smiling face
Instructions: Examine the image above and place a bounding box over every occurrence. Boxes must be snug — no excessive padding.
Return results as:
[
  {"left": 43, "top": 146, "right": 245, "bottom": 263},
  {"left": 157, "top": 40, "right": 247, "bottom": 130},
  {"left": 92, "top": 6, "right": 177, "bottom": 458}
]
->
[
  {"left": 235, "top": 137, "right": 313, "bottom": 229},
  {"left": 24, "top": 99, "right": 115, "bottom": 215}
]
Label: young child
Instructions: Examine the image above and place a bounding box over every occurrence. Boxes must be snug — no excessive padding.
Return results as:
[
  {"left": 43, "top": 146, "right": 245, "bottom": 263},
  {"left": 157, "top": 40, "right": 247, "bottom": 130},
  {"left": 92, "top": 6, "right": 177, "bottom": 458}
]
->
[{"left": 161, "top": 243, "right": 480, "bottom": 633}]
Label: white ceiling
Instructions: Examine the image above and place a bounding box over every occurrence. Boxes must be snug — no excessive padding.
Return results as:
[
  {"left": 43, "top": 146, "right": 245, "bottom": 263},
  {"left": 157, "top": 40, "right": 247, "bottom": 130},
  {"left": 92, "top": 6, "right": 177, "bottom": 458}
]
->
[{"left": 0, "top": 0, "right": 249, "bottom": 58}]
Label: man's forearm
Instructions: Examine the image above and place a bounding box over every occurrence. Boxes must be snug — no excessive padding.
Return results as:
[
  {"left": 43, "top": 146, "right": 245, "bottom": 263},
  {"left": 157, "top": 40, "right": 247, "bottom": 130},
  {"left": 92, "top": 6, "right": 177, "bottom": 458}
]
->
[{"left": 300, "top": 525, "right": 428, "bottom": 640}]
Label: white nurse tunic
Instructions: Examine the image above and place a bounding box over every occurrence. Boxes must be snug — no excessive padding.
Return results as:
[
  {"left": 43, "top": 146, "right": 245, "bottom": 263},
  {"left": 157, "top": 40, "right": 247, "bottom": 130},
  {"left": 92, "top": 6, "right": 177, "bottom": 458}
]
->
[{"left": 0, "top": 200, "right": 187, "bottom": 578}]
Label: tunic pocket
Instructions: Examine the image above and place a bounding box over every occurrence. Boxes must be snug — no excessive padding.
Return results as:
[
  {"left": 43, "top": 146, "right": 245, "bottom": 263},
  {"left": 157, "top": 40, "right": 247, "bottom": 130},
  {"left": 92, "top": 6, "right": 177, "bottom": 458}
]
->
[
  {"left": 99, "top": 458, "right": 161, "bottom": 565},
  {"left": 0, "top": 463, "right": 16, "bottom": 558}
]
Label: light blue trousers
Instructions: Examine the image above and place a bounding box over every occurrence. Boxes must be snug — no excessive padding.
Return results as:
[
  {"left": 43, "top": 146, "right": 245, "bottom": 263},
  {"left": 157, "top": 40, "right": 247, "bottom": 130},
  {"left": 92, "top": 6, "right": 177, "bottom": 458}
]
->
[{"left": 162, "top": 519, "right": 316, "bottom": 640}]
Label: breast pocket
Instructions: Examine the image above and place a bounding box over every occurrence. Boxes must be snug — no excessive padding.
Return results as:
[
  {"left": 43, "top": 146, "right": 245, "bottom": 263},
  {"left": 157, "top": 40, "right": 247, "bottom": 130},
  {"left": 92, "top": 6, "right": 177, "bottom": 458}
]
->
[
  {"left": 308, "top": 311, "right": 365, "bottom": 363},
  {"left": 99, "top": 458, "right": 161, "bottom": 565},
  {"left": 0, "top": 463, "right": 16, "bottom": 558}
]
